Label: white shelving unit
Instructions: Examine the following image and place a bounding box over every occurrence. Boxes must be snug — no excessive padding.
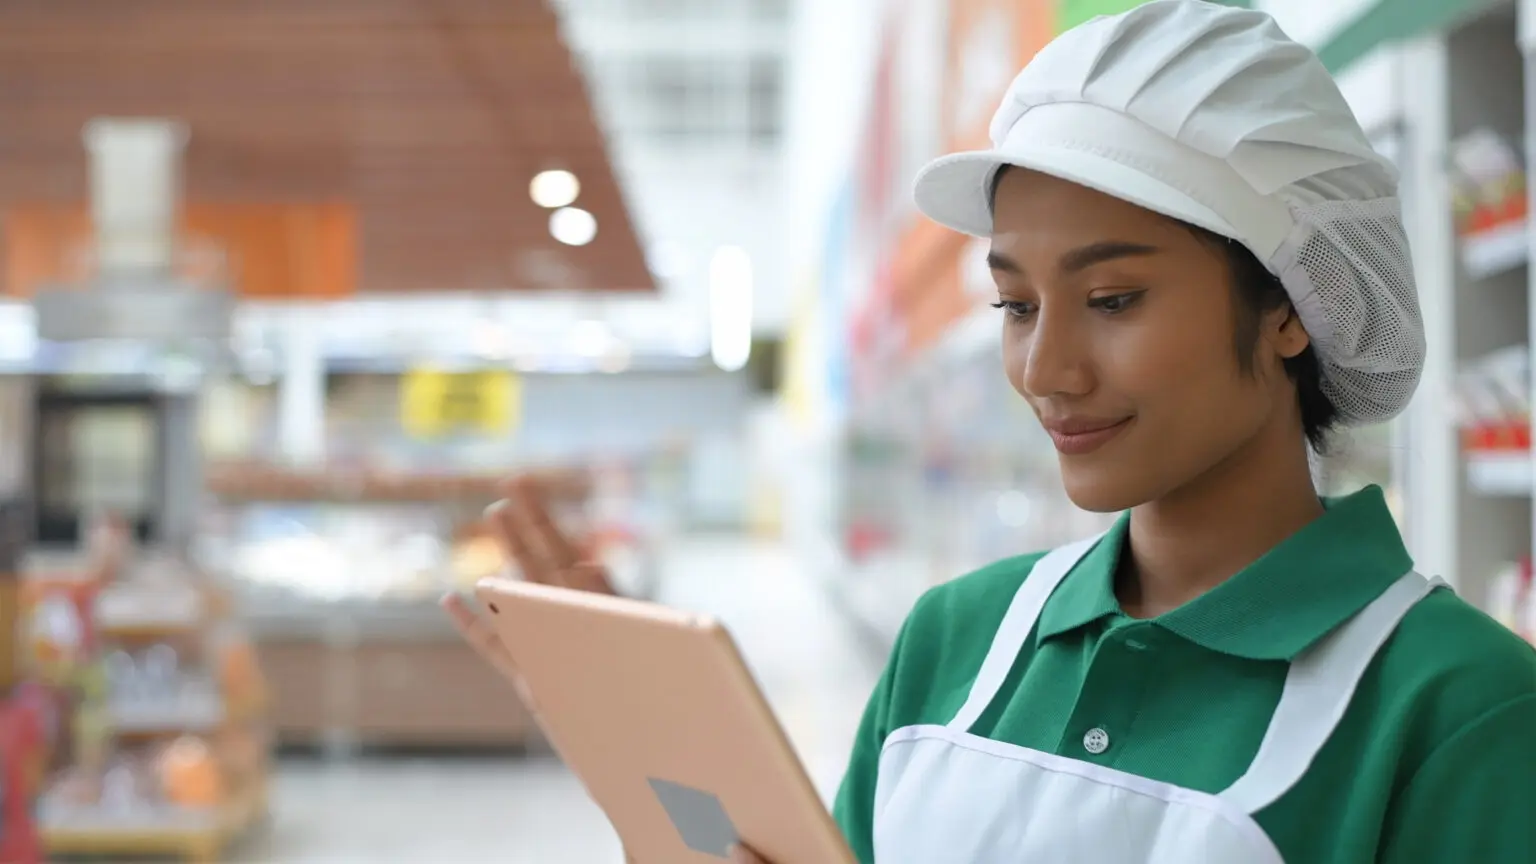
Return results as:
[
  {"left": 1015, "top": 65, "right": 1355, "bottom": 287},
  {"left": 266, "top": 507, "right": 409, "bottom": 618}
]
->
[
  {"left": 1462, "top": 216, "right": 1530, "bottom": 279},
  {"left": 1403, "top": 0, "right": 1536, "bottom": 611},
  {"left": 1468, "top": 449, "right": 1534, "bottom": 496}
]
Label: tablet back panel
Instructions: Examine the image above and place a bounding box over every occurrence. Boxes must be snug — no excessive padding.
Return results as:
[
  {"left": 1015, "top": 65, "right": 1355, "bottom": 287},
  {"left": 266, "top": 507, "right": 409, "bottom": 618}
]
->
[{"left": 476, "top": 579, "right": 855, "bottom": 864}]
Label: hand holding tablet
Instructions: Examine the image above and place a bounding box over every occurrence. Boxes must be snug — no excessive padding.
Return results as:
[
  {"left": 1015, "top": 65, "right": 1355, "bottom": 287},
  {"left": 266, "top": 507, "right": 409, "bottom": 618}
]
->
[
  {"left": 442, "top": 475, "right": 617, "bottom": 679},
  {"left": 442, "top": 474, "right": 852, "bottom": 863}
]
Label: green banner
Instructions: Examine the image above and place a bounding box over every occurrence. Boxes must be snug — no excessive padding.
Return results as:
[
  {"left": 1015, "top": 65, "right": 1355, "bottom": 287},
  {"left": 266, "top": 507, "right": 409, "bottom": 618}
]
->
[
  {"left": 1056, "top": 0, "right": 1252, "bottom": 33},
  {"left": 1317, "top": 0, "right": 1494, "bottom": 73}
]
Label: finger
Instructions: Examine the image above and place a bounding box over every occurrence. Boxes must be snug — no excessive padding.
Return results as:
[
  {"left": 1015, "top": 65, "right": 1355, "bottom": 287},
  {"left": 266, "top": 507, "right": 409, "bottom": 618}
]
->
[
  {"left": 487, "top": 497, "right": 552, "bottom": 585},
  {"left": 440, "top": 593, "right": 519, "bottom": 679},
  {"left": 511, "top": 477, "right": 582, "bottom": 572},
  {"left": 565, "top": 562, "right": 617, "bottom": 596}
]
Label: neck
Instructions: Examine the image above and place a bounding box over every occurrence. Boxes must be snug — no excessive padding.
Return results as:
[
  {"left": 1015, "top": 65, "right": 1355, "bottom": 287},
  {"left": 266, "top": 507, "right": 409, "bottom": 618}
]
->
[{"left": 1120, "top": 422, "right": 1323, "bottom": 617}]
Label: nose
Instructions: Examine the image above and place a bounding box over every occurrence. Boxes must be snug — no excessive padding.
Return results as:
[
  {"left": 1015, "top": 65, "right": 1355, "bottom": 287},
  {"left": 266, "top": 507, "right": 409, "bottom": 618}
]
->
[{"left": 1017, "top": 304, "right": 1094, "bottom": 399}]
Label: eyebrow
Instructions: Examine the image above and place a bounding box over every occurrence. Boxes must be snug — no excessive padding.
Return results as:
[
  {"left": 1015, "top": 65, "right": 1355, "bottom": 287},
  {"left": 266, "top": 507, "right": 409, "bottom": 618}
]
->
[{"left": 987, "top": 241, "right": 1161, "bottom": 276}]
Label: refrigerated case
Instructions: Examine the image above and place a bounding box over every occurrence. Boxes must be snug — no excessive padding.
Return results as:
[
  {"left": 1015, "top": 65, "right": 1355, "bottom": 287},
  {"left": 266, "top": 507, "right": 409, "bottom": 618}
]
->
[{"left": 33, "top": 389, "right": 161, "bottom": 545}]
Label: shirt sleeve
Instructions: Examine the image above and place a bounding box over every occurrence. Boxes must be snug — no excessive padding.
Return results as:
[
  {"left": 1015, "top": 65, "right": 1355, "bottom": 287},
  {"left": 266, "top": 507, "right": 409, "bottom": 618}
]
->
[
  {"left": 1378, "top": 693, "right": 1536, "bottom": 863},
  {"left": 831, "top": 621, "right": 913, "bottom": 864}
]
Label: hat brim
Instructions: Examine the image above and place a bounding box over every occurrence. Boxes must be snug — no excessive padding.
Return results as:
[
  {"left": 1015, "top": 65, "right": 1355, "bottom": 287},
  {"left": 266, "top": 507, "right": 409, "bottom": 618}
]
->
[{"left": 913, "top": 142, "right": 1242, "bottom": 242}]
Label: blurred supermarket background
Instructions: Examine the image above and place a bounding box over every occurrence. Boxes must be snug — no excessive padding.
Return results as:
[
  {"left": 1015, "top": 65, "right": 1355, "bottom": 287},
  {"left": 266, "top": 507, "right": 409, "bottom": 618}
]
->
[{"left": 0, "top": 0, "right": 1530, "bottom": 860}]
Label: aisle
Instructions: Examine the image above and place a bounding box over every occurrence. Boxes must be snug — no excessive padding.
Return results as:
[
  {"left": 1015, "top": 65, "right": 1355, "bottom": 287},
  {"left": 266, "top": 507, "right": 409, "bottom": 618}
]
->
[{"left": 247, "top": 535, "right": 885, "bottom": 863}]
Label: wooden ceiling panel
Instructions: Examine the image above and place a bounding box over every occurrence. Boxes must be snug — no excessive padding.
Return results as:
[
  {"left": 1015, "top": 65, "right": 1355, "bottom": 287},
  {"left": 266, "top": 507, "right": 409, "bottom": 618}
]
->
[{"left": 0, "top": 0, "right": 653, "bottom": 295}]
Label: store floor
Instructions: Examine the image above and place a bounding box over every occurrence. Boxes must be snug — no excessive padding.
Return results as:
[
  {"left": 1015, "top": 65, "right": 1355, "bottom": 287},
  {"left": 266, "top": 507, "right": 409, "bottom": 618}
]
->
[{"left": 243, "top": 535, "right": 885, "bottom": 863}]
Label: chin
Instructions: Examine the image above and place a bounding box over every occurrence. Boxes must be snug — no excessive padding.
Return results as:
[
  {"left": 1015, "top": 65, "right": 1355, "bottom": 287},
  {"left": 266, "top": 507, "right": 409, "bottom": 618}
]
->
[{"left": 1059, "top": 465, "right": 1153, "bottom": 514}]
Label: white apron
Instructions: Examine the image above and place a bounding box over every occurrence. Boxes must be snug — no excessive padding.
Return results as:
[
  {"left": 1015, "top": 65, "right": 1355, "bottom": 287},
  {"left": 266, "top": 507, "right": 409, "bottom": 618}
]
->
[{"left": 872, "top": 536, "right": 1443, "bottom": 864}]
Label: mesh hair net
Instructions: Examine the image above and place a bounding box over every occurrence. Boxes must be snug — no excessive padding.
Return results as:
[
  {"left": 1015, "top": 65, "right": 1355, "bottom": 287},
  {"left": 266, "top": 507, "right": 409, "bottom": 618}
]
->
[{"left": 928, "top": 0, "right": 1424, "bottom": 425}]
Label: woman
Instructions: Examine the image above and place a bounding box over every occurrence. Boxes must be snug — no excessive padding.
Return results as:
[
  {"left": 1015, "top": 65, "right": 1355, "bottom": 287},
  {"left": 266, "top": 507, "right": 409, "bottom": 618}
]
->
[{"left": 450, "top": 2, "right": 1536, "bottom": 861}]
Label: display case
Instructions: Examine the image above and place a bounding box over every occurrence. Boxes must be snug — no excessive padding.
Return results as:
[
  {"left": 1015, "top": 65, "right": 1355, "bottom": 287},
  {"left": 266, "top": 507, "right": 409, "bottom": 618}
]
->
[
  {"left": 26, "top": 537, "right": 271, "bottom": 864},
  {"left": 192, "top": 465, "right": 599, "bottom": 750},
  {"left": 192, "top": 460, "right": 669, "bottom": 749}
]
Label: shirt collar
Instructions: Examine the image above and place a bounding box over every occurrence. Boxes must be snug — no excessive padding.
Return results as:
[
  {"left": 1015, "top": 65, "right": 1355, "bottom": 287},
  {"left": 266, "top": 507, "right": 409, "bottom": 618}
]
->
[
  {"left": 1034, "top": 515, "right": 1128, "bottom": 645},
  {"left": 1034, "top": 486, "right": 1414, "bottom": 661}
]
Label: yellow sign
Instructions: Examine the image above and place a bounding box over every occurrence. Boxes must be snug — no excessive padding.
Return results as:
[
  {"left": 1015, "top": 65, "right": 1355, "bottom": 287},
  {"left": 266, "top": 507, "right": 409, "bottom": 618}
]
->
[{"left": 400, "top": 368, "right": 521, "bottom": 439}]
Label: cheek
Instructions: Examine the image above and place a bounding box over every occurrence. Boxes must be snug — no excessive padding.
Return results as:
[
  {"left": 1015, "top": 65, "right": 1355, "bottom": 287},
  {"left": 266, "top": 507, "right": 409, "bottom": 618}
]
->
[
  {"left": 1119, "top": 321, "right": 1276, "bottom": 448},
  {"left": 1002, "top": 333, "right": 1027, "bottom": 394},
  {"left": 1110, "top": 323, "right": 1230, "bottom": 403}
]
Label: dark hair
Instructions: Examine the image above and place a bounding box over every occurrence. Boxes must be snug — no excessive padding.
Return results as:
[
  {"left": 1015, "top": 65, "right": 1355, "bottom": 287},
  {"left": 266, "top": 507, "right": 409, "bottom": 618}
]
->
[{"left": 987, "top": 166, "right": 1339, "bottom": 452}]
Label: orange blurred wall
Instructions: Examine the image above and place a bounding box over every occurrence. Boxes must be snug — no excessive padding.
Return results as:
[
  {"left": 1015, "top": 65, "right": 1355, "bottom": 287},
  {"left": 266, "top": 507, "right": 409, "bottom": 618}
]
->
[
  {"left": 4, "top": 202, "right": 356, "bottom": 299},
  {"left": 892, "top": 0, "right": 1054, "bottom": 357}
]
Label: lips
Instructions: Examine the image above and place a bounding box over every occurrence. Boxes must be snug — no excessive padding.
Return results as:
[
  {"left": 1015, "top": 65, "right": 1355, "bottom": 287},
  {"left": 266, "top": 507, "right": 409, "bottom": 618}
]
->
[{"left": 1042, "top": 417, "right": 1133, "bottom": 456}]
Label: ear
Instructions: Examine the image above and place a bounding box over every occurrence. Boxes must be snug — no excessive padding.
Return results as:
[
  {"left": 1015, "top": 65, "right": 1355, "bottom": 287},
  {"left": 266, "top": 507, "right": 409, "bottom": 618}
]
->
[{"left": 1267, "top": 306, "right": 1310, "bottom": 360}]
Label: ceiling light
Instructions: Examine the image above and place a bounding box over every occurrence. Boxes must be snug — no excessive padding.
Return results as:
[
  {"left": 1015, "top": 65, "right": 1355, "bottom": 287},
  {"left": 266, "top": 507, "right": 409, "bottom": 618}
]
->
[
  {"left": 530, "top": 170, "right": 580, "bottom": 209},
  {"left": 550, "top": 207, "right": 597, "bottom": 246},
  {"left": 709, "top": 245, "right": 753, "bottom": 372}
]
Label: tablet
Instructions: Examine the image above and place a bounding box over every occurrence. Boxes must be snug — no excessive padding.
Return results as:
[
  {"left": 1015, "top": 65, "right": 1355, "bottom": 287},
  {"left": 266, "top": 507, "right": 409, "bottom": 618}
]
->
[{"left": 475, "top": 577, "right": 857, "bottom": 864}]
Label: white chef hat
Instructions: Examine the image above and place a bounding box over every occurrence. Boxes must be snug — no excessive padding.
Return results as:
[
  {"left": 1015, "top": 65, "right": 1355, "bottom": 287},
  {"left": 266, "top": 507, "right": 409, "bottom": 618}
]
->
[{"left": 914, "top": 0, "right": 1423, "bottom": 426}]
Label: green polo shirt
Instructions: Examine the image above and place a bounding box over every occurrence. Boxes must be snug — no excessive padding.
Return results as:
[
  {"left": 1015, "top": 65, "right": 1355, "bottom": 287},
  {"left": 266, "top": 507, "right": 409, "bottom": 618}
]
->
[{"left": 833, "top": 486, "right": 1536, "bottom": 862}]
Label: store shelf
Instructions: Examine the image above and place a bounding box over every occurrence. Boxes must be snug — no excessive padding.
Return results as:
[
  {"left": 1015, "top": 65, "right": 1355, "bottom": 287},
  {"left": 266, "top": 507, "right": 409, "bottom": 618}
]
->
[
  {"left": 1467, "top": 450, "right": 1531, "bottom": 496},
  {"left": 204, "top": 463, "right": 590, "bottom": 503},
  {"left": 42, "top": 775, "right": 266, "bottom": 863},
  {"left": 1461, "top": 220, "right": 1529, "bottom": 279},
  {"left": 109, "top": 692, "right": 227, "bottom": 735},
  {"left": 95, "top": 590, "right": 205, "bottom": 635}
]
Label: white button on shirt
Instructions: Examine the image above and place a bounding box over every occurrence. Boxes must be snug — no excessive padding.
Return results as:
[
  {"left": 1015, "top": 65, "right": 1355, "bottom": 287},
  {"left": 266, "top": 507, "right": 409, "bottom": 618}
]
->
[{"left": 1083, "top": 727, "right": 1111, "bottom": 755}]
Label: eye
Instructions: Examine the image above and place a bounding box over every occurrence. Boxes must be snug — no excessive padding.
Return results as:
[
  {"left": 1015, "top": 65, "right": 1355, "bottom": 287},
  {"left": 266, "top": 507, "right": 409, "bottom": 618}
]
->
[
  {"left": 990, "top": 300, "right": 1036, "bottom": 320},
  {"left": 1088, "top": 291, "right": 1145, "bottom": 314}
]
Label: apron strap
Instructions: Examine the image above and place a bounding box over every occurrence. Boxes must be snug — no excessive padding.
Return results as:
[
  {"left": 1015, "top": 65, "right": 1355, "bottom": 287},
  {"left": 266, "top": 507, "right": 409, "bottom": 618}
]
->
[
  {"left": 947, "top": 533, "right": 1105, "bottom": 733},
  {"left": 1218, "top": 570, "right": 1447, "bottom": 813}
]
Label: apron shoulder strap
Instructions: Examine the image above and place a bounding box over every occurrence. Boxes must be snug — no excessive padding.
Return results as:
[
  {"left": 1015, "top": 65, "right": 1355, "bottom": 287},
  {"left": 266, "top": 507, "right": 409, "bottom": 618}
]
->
[
  {"left": 947, "top": 533, "right": 1105, "bottom": 732},
  {"left": 1218, "top": 570, "right": 1448, "bottom": 813}
]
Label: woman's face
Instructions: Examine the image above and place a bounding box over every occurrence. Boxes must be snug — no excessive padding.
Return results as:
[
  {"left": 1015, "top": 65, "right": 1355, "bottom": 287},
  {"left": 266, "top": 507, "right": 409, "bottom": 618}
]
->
[{"left": 990, "top": 168, "right": 1305, "bottom": 513}]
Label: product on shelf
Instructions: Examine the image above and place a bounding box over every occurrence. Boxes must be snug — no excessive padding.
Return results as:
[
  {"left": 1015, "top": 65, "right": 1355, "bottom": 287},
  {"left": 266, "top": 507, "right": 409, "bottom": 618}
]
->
[
  {"left": 0, "top": 687, "right": 49, "bottom": 863},
  {"left": 1457, "top": 345, "right": 1532, "bottom": 450},
  {"left": 34, "top": 547, "right": 271, "bottom": 862},
  {"left": 1490, "top": 558, "right": 1536, "bottom": 645},
  {"left": 1450, "top": 129, "right": 1529, "bottom": 278},
  {"left": 157, "top": 736, "right": 224, "bottom": 809},
  {"left": 1451, "top": 129, "right": 1527, "bottom": 233},
  {"left": 449, "top": 531, "right": 507, "bottom": 586},
  {"left": 211, "top": 631, "right": 266, "bottom": 714},
  {"left": 1457, "top": 347, "right": 1532, "bottom": 495},
  {"left": 25, "top": 587, "right": 93, "bottom": 676}
]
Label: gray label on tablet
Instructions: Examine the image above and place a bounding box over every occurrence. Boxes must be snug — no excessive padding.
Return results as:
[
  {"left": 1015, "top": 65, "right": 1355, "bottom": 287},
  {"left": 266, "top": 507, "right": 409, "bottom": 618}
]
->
[{"left": 647, "top": 778, "right": 740, "bottom": 858}]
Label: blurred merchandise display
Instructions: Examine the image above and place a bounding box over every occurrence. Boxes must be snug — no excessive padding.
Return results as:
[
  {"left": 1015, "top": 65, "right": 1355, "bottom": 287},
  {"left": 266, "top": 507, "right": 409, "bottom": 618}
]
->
[
  {"left": 23, "top": 540, "right": 270, "bottom": 863},
  {"left": 832, "top": 337, "right": 1116, "bottom": 645},
  {"left": 1451, "top": 129, "right": 1528, "bottom": 280},
  {"left": 192, "top": 461, "right": 666, "bottom": 751},
  {"left": 0, "top": 497, "right": 47, "bottom": 864},
  {"left": 1314, "top": 420, "right": 1399, "bottom": 511},
  {"left": 1457, "top": 345, "right": 1531, "bottom": 496},
  {"left": 198, "top": 462, "right": 645, "bottom": 602},
  {"left": 1489, "top": 556, "right": 1536, "bottom": 646},
  {"left": 1427, "top": 9, "right": 1536, "bottom": 616}
]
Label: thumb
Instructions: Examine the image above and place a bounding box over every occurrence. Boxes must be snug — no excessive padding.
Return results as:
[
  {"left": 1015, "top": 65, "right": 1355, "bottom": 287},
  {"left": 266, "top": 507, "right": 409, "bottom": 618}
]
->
[
  {"left": 564, "top": 562, "right": 617, "bottom": 595},
  {"left": 728, "top": 844, "right": 764, "bottom": 864}
]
